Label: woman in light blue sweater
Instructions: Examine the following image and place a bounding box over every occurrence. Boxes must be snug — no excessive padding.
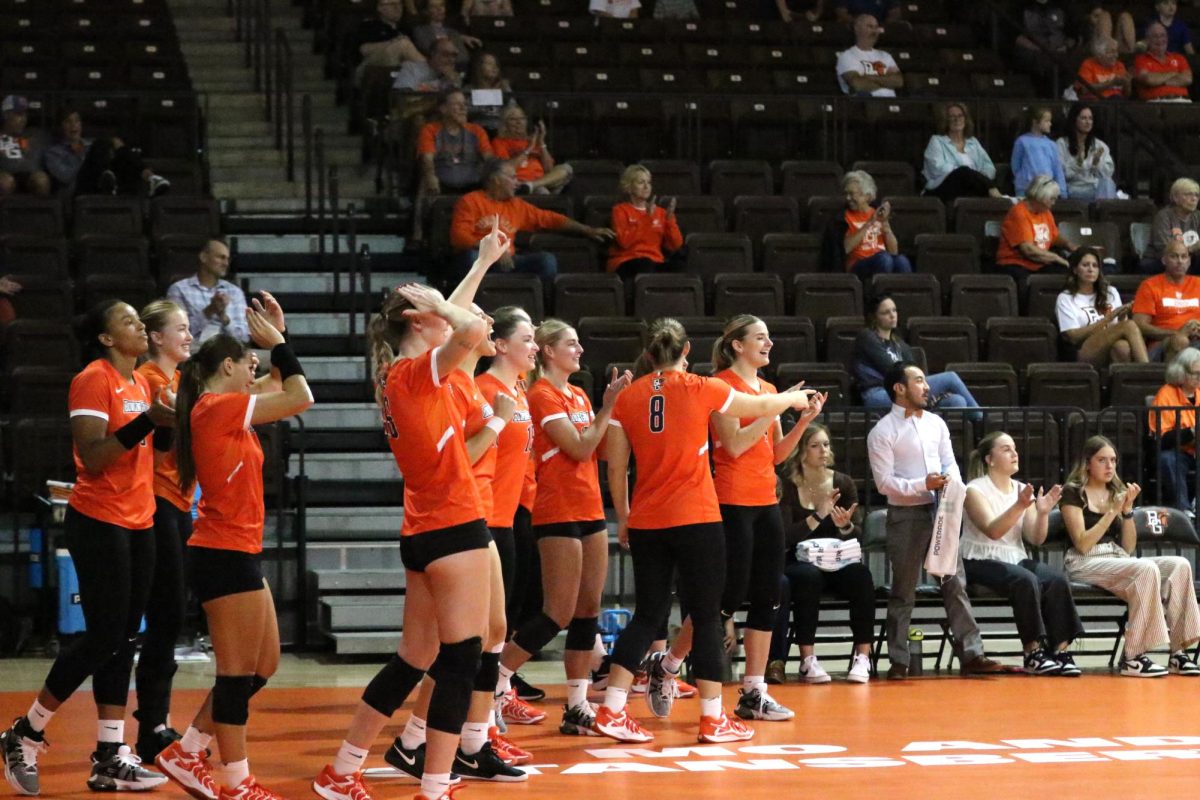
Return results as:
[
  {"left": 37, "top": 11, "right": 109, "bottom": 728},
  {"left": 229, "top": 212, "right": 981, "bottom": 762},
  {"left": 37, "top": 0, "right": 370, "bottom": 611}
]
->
[
  {"left": 922, "top": 102, "right": 1004, "bottom": 203},
  {"left": 1012, "top": 106, "right": 1068, "bottom": 198}
]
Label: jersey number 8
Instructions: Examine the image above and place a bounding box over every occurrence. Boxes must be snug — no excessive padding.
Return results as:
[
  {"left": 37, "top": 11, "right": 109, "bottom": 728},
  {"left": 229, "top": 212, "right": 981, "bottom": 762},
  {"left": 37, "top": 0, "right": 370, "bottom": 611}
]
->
[{"left": 649, "top": 395, "right": 665, "bottom": 433}]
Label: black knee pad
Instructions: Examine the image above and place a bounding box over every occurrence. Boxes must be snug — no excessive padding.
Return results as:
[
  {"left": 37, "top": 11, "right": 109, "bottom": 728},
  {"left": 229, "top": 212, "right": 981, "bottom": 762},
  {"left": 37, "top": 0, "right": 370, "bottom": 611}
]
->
[
  {"left": 512, "top": 612, "right": 561, "bottom": 655},
  {"left": 361, "top": 654, "right": 426, "bottom": 717},
  {"left": 565, "top": 616, "right": 598, "bottom": 651},
  {"left": 474, "top": 651, "right": 500, "bottom": 693},
  {"left": 212, "top": 675, "right": 255, "bottom": 726},
  {"left": 427, "top": 637, "right": 483, "bottom": 733},
  {"left": 250, "top": 675, "right": 269, "bottom": 697}
]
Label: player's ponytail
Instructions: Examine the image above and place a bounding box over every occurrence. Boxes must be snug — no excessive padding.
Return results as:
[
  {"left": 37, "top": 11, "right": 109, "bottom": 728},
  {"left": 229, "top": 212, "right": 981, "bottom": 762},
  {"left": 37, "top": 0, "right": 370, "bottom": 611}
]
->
[
  {"left": 712, "top": 314, "right": 761, "bottom": 371},
  {"left": 529, "top": 318, "right": 571, "bottom": 385},
  {"left": 368, "top": 290, "right": 415, "bottom": 405},
  {"left": 176, "top": 334, "right": 247, "bottom": 491},
  {"left": 635, "top": 317, "right": 687, "bottom": 376}
]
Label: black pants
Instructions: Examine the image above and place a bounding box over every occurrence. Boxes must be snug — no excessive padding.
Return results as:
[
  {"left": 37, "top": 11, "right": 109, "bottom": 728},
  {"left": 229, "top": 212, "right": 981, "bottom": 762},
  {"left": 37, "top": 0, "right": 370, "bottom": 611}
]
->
[
  {"left": 45, "top": 507, "right": 155, "bottom": 707},
  {"left": 489, "top": 526, "right": 516, "bottom": 602},
  {"left": 784, "top": 558, "right": 876, "bottom": 647},
  {"left": 508, "top": 505, "right": 543, "bottom": 636},
  {"left": 963, "top": 558, "right": 1085, "bottom": 647},
  {"left": 719, "top": 504, "right": 784, "bottom": 631},
  {"left": 768, "top": 573, "right": 792, "bottom": 661},
  {"left": 924, "top": 166, "right": 995, "bottom": 204},
  {"left": 611, "top": 522, "right": 726, "bottom": 682},
  {"left": 75, "top": 139, "right": 147, "bottom": 196},
  {"left": 135, "top": 498, "right": 192, "bottom": 729}
]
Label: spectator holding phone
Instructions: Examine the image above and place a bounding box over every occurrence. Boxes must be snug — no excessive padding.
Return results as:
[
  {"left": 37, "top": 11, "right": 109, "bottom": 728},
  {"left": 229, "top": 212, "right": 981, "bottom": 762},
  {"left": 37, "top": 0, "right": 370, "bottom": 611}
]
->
[
  {"left": 826, "top": 171, "right": 911, "bottom": 277},
  {"left": 995, "top": 174, "right": 1078, "bottom": 289},
  {"left": 1057, "top": 247, "right": 1149, "bottom": 366}
]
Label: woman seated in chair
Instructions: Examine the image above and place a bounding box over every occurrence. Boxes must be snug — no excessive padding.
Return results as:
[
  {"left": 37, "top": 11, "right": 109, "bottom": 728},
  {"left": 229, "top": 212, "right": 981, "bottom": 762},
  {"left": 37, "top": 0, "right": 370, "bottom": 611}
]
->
[
  {"left": 607, "top": 165, "right": 685, "bottom": 284},
  {"left": 1061, "top": 435, "right": 1200, "bottom": 677},
  {"left": 1149, "top": 347, "right": 1200, "bottom": 512},
  {"left": 771, "top": 424, "right": 874, "bottom": 684},
  {"left": 824, "top": 170, "right": 912, "bottom": 278},
  {"left": 1056, "top": 246, "right": 1148, "bottom": 366},
  {"left": 961, "top": 432, "right": 1082, "bottom": 676}
]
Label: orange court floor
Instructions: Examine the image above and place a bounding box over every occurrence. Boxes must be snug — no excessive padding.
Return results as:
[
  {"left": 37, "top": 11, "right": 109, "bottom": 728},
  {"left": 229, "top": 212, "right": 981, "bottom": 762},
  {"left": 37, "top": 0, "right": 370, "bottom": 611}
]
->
[{"left": 3, "top": 674, "right": 1200, "bottom": 799}]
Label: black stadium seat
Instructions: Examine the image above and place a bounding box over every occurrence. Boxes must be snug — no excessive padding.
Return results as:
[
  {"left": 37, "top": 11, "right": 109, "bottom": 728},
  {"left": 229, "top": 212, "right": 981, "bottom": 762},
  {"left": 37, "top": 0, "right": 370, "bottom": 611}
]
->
[
  {"left": 632, "top": 273, "right": 704, "bottom": 320},
  {"left": 554, "top": 274, "right": 624, "bottom": 323}
]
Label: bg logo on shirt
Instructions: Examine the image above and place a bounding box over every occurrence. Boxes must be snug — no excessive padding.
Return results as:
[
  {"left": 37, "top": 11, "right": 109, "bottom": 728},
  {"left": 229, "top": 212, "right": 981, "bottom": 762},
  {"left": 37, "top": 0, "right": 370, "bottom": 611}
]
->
[
  {"left": 123, "top": 400, "right": 150, "bottom": 414},
  {"left": 1033, "top": 223, "right": 1051, "bottom": 249}
]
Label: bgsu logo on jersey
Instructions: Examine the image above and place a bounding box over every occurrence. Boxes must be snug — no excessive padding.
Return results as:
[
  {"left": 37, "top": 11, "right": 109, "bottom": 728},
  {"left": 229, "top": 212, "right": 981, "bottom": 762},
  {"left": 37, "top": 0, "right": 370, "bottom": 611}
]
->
[
  {"left": 123, "top": 400, "right": 150, "bottom": 414},
  {"left": 512, "top": 410, "right": 531, "bottom": 423},
  {"left": 568, "top": 411, "right": 591, "bottom": 424},
  {"left": 652, "top": 377, "right": 665, "bottom": 391}
]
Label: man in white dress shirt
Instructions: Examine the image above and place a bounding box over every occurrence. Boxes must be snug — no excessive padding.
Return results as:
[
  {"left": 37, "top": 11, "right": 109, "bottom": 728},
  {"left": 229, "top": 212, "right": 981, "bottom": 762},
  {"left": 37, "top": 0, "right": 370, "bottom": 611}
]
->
[{"left": 867, "top": 362, "right": 1006, "bottom": 679}]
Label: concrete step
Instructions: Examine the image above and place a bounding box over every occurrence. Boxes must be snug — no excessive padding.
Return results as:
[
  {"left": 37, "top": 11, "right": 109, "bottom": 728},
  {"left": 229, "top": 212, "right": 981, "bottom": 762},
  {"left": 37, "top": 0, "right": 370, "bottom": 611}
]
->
[
  {"left": 293, "top": 451, "right": 400, "bottom": 481},
  {"left": 233, "top": 234, "right": 410, "bottom": 255},
  {"left": 306, "top": 542, "right": 402, "bottom": 570},
  {"left": 178, "top": 27, "right": 312, "bottom": 45},
  {"left": 308, "top": 506, "right": 401, "bottom": 538},
  {"left": 291, "top": 356, "right": 368, "bottom": 382},
  {"left": 240, "top": 272, "right": 412, "bottom": 294},
  {"left": 207, "top": 142, "right": 360, "bottom": 167},
  {"left": 320, "top": 595, "right": 404, "bottom": 632},
  {"left": 327, "top": 631, "right": 401, "bottom": 655},
  {"left": 310, "top": 569, "right": 407, "bottom": 592},
  {"left": 194, "top": 78, "right": 333, "bottom": 94},
  {"left": 295, "top": 403, "right": 381, "bottom": 430}
]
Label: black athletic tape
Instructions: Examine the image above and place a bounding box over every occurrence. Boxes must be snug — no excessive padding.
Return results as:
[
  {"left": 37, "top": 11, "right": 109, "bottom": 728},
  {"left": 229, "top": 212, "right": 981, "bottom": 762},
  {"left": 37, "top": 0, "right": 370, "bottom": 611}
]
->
[{"left": 115, "top": 413, "right": 156, "bottom": 450}]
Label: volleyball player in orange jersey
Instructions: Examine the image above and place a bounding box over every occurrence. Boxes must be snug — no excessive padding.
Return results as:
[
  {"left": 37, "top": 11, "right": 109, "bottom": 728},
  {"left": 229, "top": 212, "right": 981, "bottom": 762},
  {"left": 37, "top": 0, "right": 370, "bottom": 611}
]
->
[
  {"left": 597, "top": 318, "right": 815, "bottom": 744},
  {"left": 493, "top": 320, "right": 633, "bottom": 737},
  {"left": 311, "top": 222, "right": 508, "bottom": 800},
  {"left": 1, "top": 300, "right": 175, "bottom": 796}
]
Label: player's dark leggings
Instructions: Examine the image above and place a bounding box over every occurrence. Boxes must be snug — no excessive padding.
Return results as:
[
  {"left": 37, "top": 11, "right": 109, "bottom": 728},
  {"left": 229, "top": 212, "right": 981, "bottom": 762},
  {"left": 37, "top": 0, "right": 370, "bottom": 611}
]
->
[
  {"left": 612, "top": 522, "right": 726, "bottom": 682},
  {"left": 135, "top": 498, "right": 192, "bottom": 729},
  {"left": 489, "top": 525, "right": 515, "bottom": 600},
  {"left": 719, "top": 503, "right": 785, "bottom": 632},
  {"left": 508, "top": 505, "right": 543, "bottom": 636},
  {"left": 45, "top": 507, "right": 155, "bottom": 706}
]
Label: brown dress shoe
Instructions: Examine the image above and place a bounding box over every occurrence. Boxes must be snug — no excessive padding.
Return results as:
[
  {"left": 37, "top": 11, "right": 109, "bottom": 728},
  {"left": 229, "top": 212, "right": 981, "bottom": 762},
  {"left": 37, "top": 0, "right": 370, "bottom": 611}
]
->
[
  {"left": 961, "top": 655, "right": 1007, "bottom": 674},
  {"left": 886, "top": 663, "right": 908, "bottom": 680},
  {"left": 765, "top": 659, "right": 786, "bottom": 685}
]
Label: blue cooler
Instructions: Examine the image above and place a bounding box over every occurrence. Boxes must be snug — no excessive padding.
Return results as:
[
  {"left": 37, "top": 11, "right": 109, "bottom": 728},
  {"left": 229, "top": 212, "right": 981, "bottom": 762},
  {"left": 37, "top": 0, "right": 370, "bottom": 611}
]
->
[{"left": 56, "top": 549, "right": 85, "bottom": 635}]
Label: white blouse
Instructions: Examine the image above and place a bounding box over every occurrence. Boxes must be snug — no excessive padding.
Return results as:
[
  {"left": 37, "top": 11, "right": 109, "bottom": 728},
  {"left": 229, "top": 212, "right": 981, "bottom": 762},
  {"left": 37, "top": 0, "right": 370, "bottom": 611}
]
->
[{"left": 960, "top": 475, "right": 1031, "bottom": 565}]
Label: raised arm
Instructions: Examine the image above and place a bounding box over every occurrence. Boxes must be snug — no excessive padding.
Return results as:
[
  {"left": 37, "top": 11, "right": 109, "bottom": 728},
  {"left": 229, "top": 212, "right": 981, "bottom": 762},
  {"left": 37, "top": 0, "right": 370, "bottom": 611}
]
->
[
  {"left": 245, "top": 309, "right": 314, "bottom": 425},
  {"left": 543, "top": 368, "right": 632, "bottom": 461}
]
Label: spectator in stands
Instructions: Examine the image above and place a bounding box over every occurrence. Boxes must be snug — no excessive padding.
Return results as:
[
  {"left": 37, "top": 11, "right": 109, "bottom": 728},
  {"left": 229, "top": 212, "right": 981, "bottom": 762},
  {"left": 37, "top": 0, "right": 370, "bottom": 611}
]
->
[
  {"left": 461, "top": 0, "right": 512, "bottom": 23},
  {"left": 412, "top": 0, "right": 482, "bottom": 65},
  {"left": 607, "top": 165, "right": 685, "bottom": 288},
  {"left": 1055, "top": 103, "right": 1116, "bottom": 202},
  {"left": 775, "top": 423, "right": 874, "bottom": 684},
  {"left": 1012, "top": 106, "right": 1067, "bottom": 198},
  {"left": 166, "top": 240, "right": 250, "bottom": 344},
  {"left": 464, "top": 52, "right": 511, "bottom": 133},
  {"left": 921, "top": 102, "right": 1004, "bottom": 203},
  {"left": 775, "top": 0, "right": 824, "bottom": 23},
  {"left": 354, "top": 0, "right": 424, "bottom": 82},
  {"left": 1061, "top": 435, "right": 1200, "bottom": 678},
  {"left": 417, "top": 89, "right": 493, "bottom": 196},
  {"left": 835, "top": 14, "right": 902, "bottom": 97},
  {"left": 834, "top": 0, "right": 899, "bottom": 24},
  {"left": 1149, "top": 348, "right": 1200, "bottom": 511},
  {"left": 853, "top": 293, "right": 980, "bottom": 411},
  {"left": 491, "top": 105, "right": 574, "bottom": 195},
  {"left": 1117, "top": 0, "right": 1195, "bottom": 55},
  {"left": 0, "top": 275, "right": 21, "bottom": 326},
  {"left": 961, "top": 433, "right": 1082, "bottom": 676},
  {"left": 1057, "top": 247, "right": 1149, "bottom": 366},
  {"left": 393, "top": 37, "right": 462, "bottom": 92},
  {"left": 1132, "top": 239, "right": 1200, "bottom": 361},
  {"left": 43, "top": 108, "right": 170, "bottom": 198},
  {"left": 1076, "top": 36, "right": 1132, "bottom": 99},
  {"left": 1013, "top": 0, "right": 1076, "bottom": 90},
  {"left": 827, "top": 170, "right": 912, "bottom": 277},
  {"left": 449, "top": 159, "right": 614, "bottom": 283},
  {"left": 995, "top": 174, "right": 1078, "bottom": 288},
  {"left": 1143, "top": 177, "right": 1200, "bottom": 272},
  {"left": 1134, "top": 21, "right": 1193, "bottom": 101},
  {"left": 589, "top": 0, "right": 640, "bottom": 17},
  {"left": 0, "top": 96, "right": 50, "bottom": 197},
  {"left": 654, "top": 0, "right": 699, "bottom": 19}
]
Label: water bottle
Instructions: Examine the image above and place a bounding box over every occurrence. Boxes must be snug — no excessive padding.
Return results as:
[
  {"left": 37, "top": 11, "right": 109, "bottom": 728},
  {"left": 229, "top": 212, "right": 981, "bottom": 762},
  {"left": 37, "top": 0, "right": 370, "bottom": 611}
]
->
[{"left": 908, "top": 627, "right": 924, "bottom": 677}]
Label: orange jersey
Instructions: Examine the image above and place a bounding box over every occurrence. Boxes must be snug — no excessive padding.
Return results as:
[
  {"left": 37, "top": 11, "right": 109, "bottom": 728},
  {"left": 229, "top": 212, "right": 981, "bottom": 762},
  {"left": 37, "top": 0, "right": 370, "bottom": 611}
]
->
[
  {"left": 137, "top": 361, "right": 193, "bottom": 513},
  {"left": 68, "top": 359, "right": 156, "bottom": 529},
  {"left": 996, "top": 201, "right": 1059, "bottom": 272},
  {"left": 1077, "top": 57, "right": 1128, "bottom": 98},
  {"left": 477, "top": 372, "right": 534, "bottom": 528},
  {"left": 1149, "top": 383, "right": 1200, "bottom": 454},
  {"left": 1134, "top": 51, "right": 1191, "bottom": 101},
  {"left": 607, "top": 202, "right": 685, "bottom": 272},
  {"left": 382, "top": 348, "right": 485, "bottom": 536},
  {"left": 711, "top": 369, "right": 778, "bottom": 507},
  {"left": 491, "top": 137, "right": 546, "bottom": 182},
  {"left": 528, "top": 378, "right": 604, "bottom": 525},
  {"left": 1132, "top": 273, "right": 1200, "bottom": 331},
  {"left": 449, "top": 190, "right": 569, "bottom": 255},
  {"left": 843, "top": 208, "right": 886, "bottom": 268},
  {"left": 187, "top": 392, "right": 265, "bottom": 554},
  {"left": 451, "top": 369, "right": 497, "bottom": 522},
  {"left": 611, "top": 370, "right": 735, "bottom": 529}
]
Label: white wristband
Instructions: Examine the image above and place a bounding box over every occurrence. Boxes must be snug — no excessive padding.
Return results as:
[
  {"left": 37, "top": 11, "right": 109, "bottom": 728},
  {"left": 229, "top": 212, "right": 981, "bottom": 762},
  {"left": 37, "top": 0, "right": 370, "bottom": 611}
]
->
[{"left": 485, "top": 417, "right": 507, "bottom": 435}]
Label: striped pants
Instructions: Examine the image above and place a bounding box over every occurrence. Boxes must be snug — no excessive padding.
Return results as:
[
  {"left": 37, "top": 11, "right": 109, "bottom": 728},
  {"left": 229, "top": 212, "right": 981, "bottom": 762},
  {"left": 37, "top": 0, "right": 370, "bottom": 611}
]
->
[{"left": 1066, "top": 550, "right": 1200, "bottom": 657}]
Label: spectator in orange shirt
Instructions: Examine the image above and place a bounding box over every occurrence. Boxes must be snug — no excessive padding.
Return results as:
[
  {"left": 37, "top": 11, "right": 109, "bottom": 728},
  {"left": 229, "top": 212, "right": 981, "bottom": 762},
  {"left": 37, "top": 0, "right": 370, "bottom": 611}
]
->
[
  {"left": 418, "top": 89, "right": 493, "bottom": 196},
  {"left": 825, "top": 170, "right": 912, "bottom": 277},
  {"left": 1149, "top": 347, "right": 1200, "bottom": 510},
  {"left": 607, "top": 165, "right": 685, "bottom": 286},
  {"left": 1134, "top": 21, "right": 1193, "bottom": 101},
  {"left": 491, "top": 104, "right": 574, "bottom": 195},
  {"left": 449, "top": 159, "right": 614, "bottom": 283},
  {"left": 1133, "top": 239, "right": 1200, "bottom": 361},
  {"left": 1076, "top": 36, "right": 1132, "bottom": 99},
  {"left": 995, "top": 174, "right": 1077, "bottom": 288}
]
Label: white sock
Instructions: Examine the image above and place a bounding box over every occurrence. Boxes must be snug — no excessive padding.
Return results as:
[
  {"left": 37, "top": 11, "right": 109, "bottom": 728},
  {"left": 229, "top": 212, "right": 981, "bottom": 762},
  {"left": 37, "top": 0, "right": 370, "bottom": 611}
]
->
[
  {"left": 460, "top": 721, "right": 488, "bottom": 755},
  {"left": 742, "top": 675, "right": 764, "bottom": 694},
  {"left": 487, "top": 708, "right": 497, "bottom": 729},
  {"left": 97, "top": 719, "right": 124, "bottom": 744},
  {"left": 496, "top": 664, "right": 515, "bottom": 695},
  {"left": 217, "top": 759, "right": 250, "bottom": 790},
  {"left": 566, "top": 679, "right": 590, "bottom": 710},
  {"left": 420, "top": 772, "right": 452, "bottom": 800},
  {"left": 400, "top": 716, "right": 427, "bottom": 750},
  {"left": 25, "top": 701, "right": 53, "bottom": 733},
  {"left": 662, "top": 652, "right": 683, "bottom": 675},
  {"left": 700, "top": 696, "right": 722, "bottom": 719},
  {"left": 332, "top": 740, "right": 370, "bottom": 776},
  {"left": 591, "top": 635, "right": 607, "bottom": 670},
  {"left": 179, "top": 726, "right": 212, "bottom": 755},
  {"left": 602, "top": 686, "right": 628, "bottom": 713}
]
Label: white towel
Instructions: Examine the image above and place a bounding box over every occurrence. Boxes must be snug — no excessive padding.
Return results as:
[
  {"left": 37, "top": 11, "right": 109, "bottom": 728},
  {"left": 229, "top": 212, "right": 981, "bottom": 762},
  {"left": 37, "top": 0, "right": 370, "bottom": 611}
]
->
[{"left": 925, "top": 477, "right": 965, "bottom": 579}]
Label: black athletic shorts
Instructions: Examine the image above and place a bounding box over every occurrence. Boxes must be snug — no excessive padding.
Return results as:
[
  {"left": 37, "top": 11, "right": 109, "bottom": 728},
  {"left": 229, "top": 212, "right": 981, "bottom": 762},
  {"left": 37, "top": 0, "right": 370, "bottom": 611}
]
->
[
  {"left": 532, "top": 519, "right": 607, "bottom": 540},
  {"left": 400, "top": 519, "right": 491, "bottom": 572},
  {"left": 188, "top": 546, "right": 264, "bottom": 604}
]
